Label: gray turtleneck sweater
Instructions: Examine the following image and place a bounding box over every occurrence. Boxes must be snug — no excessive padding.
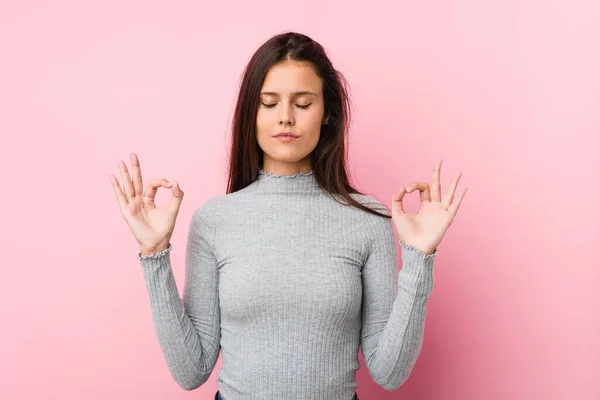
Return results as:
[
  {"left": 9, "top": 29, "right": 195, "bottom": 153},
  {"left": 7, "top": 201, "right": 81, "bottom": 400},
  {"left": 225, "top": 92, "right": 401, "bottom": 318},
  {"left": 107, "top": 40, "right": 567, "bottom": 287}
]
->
[{"left": 137, "top": 169, "right": 437, "bottom": 400}]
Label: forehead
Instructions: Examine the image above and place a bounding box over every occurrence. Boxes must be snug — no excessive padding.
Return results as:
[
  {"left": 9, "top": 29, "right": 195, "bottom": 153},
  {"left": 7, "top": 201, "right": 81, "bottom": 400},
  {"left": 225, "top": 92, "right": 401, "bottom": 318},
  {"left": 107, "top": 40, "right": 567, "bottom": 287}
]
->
[{"left": 261, "top": 60, "right": 322, "bottom": 94}]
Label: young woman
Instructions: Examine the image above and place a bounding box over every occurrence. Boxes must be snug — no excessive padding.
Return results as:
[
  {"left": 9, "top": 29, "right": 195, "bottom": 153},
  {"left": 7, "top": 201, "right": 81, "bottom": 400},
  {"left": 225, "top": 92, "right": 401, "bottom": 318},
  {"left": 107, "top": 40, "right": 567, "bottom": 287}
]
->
[{"left": 110, "top": 31, "right": 466, "bottom": 400}]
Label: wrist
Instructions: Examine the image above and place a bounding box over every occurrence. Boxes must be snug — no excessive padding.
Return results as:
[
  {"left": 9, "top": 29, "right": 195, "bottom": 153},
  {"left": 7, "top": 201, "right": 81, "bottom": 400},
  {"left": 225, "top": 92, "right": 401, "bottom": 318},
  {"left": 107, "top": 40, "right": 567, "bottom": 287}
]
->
[
  {"left": 140, "top": 242, "right": 170, "bottom": 256},
  {"left": 399, "top": 240, "right": 436, "bottom": 255}
]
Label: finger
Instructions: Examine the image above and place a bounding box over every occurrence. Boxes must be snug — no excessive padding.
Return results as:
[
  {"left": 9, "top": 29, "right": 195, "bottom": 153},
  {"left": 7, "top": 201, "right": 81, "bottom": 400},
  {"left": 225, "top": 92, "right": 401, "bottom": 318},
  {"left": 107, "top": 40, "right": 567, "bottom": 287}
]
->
[
  {"left": 449, "top": 187, "right": 468, "bottom": 217},
  {"left": 430, "top": 158, "right": 442, "bottom": 202},
  {"left": 406, "top": 182, "right": 431, "bottom": 202},
  {"left": 392, "top": 187, "right": 407, "bottom": 215},
  {"left": 130, "top": 153, "right": 143, "bottom": 200},
  {"left": 109, "top": 175, "right": 128, "bottom": 209},
  {"left": 168, "top": 180, "right": 184, "bottom": 215},
  {"left": 143, "top": 179, "right": 172, "bottom": 201},
  {"left": 118, "top": 160, "right": 135, "bottom": 201},
  {"left": 442, "top": 172, "right": 462, "bottom": 209}
]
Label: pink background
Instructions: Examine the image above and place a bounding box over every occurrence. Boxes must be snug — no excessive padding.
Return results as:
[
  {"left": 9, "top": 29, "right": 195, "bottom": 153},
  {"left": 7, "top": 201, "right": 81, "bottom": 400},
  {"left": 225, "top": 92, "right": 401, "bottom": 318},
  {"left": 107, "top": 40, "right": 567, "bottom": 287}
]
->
[{"left": 1, "top": 0, "right": 598, "bottom": 399}]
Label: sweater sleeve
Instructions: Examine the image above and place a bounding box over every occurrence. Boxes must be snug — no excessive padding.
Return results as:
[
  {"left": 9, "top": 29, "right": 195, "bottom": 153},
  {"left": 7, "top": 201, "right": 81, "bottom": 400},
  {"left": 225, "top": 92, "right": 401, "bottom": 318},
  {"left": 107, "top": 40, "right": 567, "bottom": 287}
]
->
[
  {"left": 360, "top": 211, "right": 437, "bottom": 391},
  {"left": 136, "top": 200, "right": 221, "bottom": 390}
]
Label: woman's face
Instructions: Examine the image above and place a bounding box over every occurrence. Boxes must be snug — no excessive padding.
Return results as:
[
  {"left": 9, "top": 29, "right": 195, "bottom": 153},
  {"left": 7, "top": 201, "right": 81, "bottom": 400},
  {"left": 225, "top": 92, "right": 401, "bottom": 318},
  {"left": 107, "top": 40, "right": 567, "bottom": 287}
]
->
[{"left": 256, "top": 59, "right": 328, "bottom": 175}]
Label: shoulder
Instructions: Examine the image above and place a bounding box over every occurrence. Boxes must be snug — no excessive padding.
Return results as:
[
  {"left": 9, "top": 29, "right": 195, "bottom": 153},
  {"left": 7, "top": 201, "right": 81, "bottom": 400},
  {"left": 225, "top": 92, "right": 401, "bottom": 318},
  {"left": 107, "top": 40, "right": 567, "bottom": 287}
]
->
[
  {"left": 190, "top": 194, "right": 229, "bottom": 226},
  {"left": 348, "top": 193, "right": 392, "bottom": 218},
  {"left": 348, "top": 193, "right": 395, "bottom": 247}
]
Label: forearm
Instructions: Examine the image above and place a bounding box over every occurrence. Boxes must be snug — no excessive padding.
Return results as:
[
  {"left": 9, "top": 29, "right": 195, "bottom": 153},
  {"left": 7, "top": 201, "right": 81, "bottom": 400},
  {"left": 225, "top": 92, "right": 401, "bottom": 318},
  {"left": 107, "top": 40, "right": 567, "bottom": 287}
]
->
[
  {"left": 364, "top": 243, "right": 436, "bottom": 390},
  {"left": 138, "top": 246, "right": 217, "bottom": 390}
]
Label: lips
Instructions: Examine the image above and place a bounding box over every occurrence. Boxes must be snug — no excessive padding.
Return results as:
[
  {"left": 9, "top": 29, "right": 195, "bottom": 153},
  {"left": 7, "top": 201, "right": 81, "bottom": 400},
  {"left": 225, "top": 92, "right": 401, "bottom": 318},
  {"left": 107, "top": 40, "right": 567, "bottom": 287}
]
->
[{"left": 274, "top": 132, "right": 299, "bottom": 138}]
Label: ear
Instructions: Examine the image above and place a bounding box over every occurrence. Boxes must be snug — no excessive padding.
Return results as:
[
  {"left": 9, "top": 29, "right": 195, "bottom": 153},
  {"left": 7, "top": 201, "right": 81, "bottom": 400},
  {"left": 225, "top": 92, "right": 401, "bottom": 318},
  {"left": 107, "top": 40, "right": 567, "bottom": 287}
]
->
[{"left": 322, "top": 113, "right": 329, "bottom": 125}]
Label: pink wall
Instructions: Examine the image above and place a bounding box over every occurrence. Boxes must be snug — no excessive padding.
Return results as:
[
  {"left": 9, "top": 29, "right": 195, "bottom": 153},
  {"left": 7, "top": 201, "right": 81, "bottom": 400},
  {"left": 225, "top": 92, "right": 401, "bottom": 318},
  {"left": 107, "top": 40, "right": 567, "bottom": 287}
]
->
[{"left": 1, "top": 0, "right": 598, "bottom": 399}]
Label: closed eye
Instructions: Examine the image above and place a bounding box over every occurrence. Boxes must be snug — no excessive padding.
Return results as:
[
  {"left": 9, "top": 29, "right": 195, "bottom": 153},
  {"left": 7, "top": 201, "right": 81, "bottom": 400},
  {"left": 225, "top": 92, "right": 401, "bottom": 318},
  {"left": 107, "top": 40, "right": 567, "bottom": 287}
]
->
[{"left": 261, "top": 102, "right": 312, "bottom": 110}]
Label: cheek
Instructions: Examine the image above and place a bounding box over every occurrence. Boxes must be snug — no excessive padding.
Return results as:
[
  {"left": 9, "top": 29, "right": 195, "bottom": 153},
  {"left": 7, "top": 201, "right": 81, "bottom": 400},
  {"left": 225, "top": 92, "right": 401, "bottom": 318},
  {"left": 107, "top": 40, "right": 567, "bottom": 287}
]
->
[
  {"left": 312, "top": 109, "right": 325, "bottom": 123},
  {"left": 308, "top": 103, "right": 325, "bottom": 122},
  {"left": 304, "top": 109, "right": 325, "bottom": 130},
  {"left": 256, "top": 109, "right": 266, "bottom": 125},
  {"left": 256, "top": 111, "right": 270, "bottom": 135}
]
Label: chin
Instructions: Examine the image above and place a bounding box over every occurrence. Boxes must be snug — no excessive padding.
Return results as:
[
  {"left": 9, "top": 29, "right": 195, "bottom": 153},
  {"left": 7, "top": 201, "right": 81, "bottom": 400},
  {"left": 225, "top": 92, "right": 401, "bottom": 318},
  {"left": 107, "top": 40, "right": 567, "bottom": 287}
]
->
[{"left": 264, "top": 148, "right": 312, "bottom": 163}]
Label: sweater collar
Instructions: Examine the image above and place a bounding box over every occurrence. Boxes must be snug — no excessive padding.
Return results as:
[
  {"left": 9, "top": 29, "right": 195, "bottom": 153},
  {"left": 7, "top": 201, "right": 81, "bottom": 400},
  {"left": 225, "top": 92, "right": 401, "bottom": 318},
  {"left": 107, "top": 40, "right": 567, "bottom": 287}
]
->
[{"left": 255, "top": 169, "right": 321, "bottom": 192}]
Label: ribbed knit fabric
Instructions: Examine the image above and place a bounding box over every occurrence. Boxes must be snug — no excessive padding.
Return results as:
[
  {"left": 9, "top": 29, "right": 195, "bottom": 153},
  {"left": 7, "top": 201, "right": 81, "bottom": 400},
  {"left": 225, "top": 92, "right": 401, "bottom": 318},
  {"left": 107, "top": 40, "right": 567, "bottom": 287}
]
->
[{"left": 137, "top": 169, "right": 438, "bottom": 400}]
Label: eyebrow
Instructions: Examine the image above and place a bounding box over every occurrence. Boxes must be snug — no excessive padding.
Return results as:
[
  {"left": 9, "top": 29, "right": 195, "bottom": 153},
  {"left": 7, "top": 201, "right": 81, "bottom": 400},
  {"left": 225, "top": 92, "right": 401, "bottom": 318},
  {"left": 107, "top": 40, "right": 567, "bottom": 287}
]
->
[{"left": 260, "top": 91, "right": 318, "bottom": 97}]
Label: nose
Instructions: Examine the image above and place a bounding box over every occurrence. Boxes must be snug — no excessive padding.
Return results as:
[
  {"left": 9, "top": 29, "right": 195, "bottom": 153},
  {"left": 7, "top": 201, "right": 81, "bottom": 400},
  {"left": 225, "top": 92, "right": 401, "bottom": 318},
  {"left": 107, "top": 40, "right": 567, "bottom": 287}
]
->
[
  {"left": 279, "top": 116, "right": 294, "bottom": 125},
  {"left": 278, "top": 107, "right": 295, "bottom": 126}
]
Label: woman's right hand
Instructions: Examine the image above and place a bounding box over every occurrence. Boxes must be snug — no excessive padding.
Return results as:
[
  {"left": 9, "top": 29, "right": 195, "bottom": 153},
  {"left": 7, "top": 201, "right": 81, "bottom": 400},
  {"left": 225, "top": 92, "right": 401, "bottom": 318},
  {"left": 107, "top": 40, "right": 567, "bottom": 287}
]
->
[{"left": 110, "top": 152, "right": 184, "bottom": 255}]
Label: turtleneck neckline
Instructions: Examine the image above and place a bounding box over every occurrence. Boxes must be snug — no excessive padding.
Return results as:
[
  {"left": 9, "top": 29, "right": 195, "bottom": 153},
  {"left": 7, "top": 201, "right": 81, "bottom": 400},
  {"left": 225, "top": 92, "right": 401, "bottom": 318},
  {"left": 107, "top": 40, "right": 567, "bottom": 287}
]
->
[{"left": 255, "top": 169, "right": 321, "bottom": 192}]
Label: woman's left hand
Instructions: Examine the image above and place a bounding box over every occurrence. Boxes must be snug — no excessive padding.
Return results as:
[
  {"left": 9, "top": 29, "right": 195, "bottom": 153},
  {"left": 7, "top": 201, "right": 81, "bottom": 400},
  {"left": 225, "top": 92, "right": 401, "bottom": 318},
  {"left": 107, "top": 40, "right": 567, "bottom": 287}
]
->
[{"left": 392, "top": 159, "right": 468, "bottom": 255}]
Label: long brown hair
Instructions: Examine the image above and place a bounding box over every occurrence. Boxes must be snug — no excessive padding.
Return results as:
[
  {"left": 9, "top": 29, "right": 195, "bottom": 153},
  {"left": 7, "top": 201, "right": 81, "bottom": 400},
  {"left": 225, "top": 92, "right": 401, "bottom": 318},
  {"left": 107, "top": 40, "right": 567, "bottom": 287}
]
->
[{"left": 225, "top": 31, "right": 391, "bottom": 219}]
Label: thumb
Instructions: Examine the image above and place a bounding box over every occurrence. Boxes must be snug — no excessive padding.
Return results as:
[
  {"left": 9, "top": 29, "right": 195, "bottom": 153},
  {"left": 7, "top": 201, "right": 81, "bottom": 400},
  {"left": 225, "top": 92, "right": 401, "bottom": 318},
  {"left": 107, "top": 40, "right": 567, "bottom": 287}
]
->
[{"left": 168, "top": 180, "right": 184, "bottom": 215}]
